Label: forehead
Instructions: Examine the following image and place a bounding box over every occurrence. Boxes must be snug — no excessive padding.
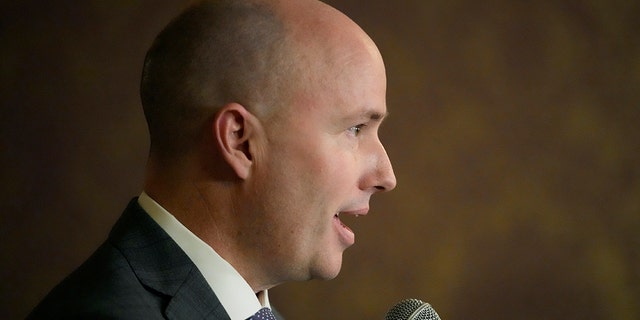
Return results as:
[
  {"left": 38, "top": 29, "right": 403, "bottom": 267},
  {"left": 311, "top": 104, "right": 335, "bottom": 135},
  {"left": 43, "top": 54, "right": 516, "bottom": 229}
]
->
[
  {"left": 288, "top": 41, "right": 387, "bottom": 117},
  {"left": 274, "top": 4, "right": 388, "bottom": 123},
  {"left": 319, "top": 63, "right": 386, "bottom": 123}
]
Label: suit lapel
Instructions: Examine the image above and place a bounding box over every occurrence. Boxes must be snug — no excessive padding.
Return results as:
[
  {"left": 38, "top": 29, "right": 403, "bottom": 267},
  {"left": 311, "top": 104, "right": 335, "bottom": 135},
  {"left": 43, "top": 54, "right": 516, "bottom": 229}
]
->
[
  {"left": 165, "top": 266, "right": 230, "bottom": 319},
  {"left": 109, "top": 199, "right": 231, "bottom": 319}
]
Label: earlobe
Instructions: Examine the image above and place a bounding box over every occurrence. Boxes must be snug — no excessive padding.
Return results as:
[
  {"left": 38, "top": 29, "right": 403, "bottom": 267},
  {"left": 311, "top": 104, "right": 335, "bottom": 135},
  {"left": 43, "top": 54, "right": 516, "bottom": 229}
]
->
[{"left": 213, "top": 103, "right": 256, "bottom": 180}]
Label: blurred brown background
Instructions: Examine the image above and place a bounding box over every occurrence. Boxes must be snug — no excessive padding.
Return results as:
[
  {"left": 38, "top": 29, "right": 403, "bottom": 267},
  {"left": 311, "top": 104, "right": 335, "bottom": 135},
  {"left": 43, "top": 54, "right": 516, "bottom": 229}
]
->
[{"left": 2, "top": 1, "right": 639, "bottom": 319}]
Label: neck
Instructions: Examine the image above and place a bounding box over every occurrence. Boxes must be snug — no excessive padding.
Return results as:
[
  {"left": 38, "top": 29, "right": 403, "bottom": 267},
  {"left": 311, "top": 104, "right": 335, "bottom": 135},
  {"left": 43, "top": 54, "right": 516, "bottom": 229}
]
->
[
  {"left": 143, "top": 157, "right": 274, "bottom": 292},
  {"left": 145, "top": 161, "right": 219, "bottom": 240}
]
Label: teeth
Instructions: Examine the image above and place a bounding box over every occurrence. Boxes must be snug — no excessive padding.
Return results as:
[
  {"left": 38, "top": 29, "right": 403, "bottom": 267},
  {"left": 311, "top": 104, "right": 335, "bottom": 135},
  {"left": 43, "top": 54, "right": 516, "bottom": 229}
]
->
[{"left": 336, "top": 213, "right": 361, "bottom": 218}]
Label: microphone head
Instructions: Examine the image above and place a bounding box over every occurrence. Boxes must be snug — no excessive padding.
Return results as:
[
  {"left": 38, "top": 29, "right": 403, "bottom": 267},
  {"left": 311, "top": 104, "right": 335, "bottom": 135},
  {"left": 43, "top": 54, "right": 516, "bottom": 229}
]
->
[{"left": 385, "top": 298, "right": 441, "bottom": 320}]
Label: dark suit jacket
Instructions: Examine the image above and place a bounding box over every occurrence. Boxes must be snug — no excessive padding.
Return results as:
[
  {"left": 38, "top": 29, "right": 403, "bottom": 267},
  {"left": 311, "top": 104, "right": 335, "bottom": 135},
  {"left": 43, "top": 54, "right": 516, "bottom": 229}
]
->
[{"left": 28, "top": 198, "right": 281, "bottom": 319}]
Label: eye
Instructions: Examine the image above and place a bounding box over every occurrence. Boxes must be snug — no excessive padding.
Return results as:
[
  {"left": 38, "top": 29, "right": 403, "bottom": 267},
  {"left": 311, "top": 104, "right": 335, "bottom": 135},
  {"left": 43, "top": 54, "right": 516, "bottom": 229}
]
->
[{"left": 348, "top": 124, "right": 366, "bottom": 136}]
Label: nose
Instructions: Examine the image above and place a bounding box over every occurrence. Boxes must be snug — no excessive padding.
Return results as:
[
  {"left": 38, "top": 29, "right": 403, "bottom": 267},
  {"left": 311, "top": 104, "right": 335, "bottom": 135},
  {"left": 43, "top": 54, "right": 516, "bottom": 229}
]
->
[{"left": 367, "top": 140, "right": 397, "bottom": 193}]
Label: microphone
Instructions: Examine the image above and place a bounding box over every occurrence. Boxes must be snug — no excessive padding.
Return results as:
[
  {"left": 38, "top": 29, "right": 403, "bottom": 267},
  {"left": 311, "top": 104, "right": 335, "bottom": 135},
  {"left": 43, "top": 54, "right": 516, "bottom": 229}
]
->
[{"left": 385, "top": 298, "right": 441, "bottom": 320}]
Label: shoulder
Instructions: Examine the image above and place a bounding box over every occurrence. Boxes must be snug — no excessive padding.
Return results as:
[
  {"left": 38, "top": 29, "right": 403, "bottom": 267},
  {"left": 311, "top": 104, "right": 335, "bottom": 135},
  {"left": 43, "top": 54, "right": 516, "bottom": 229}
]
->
[
  {"left": 27, "top": 241, "right": 167, "bottom": 319},
  {"left": 27, "top": 198, "right": 173, "bottom": 319}
]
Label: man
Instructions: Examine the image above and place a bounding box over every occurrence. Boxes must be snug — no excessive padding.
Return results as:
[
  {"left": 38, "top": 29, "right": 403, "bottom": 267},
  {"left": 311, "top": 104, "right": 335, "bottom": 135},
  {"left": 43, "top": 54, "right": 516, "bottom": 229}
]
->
[{"left": 28, "top": 0, "right": 396, "bottom": 318}]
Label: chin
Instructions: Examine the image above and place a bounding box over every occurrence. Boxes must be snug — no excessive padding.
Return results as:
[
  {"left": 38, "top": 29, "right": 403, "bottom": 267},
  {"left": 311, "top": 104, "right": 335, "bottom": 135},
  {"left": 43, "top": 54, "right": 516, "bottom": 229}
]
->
[{"left": 310, "top": 255, "right": 343, "bottom": 280}]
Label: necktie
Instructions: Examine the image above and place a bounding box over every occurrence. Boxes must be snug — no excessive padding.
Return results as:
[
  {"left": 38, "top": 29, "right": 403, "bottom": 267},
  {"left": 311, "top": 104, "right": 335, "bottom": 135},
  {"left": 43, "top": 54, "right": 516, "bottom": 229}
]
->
[{"left": 248, "top": 307, "right": 277, "bottom": 320}]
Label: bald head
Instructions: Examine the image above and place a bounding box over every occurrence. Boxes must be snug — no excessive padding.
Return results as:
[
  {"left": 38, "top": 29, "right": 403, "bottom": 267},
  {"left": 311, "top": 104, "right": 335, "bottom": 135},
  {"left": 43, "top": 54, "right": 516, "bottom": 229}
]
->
[
  {"left": 278, "top": 0, "right": 385, "bottom": 108},
  {"left": 141, "top": 0, "right": 381, "bottom": 162},
  {"left": 141, "top": 0, "right": 285, "bottom": 159}
]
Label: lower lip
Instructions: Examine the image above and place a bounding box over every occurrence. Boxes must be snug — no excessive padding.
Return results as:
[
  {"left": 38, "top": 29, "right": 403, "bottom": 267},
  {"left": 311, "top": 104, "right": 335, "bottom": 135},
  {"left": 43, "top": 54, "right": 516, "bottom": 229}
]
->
[{"left": 334, "top": 215, "right": 355, "bottom": 246}]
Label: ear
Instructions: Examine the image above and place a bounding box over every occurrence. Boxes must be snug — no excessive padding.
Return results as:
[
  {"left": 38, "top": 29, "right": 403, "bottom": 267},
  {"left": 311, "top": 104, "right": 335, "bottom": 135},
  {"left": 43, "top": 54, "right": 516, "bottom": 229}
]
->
[{"left": 213, "top": 103, "right": 260, "bottom": 180}]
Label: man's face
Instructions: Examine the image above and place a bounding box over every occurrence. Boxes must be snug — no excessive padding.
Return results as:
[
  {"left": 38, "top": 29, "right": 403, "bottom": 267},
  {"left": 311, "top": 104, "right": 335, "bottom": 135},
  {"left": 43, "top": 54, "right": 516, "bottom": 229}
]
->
[{"left": 245, "top": 41, "right": 397, "bottom": 283}]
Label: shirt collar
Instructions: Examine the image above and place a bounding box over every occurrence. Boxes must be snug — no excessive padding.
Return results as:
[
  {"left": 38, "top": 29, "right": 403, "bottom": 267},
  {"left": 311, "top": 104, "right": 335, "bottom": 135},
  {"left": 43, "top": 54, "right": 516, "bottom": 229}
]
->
[{"left": 138, "top": 192, "right": 270, "bottom": 320}]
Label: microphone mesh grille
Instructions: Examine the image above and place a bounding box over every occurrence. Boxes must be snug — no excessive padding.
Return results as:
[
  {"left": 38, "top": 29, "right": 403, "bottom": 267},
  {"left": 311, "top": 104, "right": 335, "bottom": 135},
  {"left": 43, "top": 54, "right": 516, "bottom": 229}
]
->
[{"left": 385, "top": 299, "right": 441, "bottom": 320}]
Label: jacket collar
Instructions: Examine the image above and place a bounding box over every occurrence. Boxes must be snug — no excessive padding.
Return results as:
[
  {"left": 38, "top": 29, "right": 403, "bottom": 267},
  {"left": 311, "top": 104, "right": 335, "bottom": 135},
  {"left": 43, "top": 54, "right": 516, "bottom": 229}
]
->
[{"left": 109, "top": 199, "right": 230, "bottom": 319}]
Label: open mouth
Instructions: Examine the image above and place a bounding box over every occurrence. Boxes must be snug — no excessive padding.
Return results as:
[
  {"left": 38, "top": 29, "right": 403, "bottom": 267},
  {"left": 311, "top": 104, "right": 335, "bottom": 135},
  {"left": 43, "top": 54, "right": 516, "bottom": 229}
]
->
[
  {"left": 335, "top": 213, "right": 353, "bottom": 231},
  {"left": 334, "top": 213, "right": 355, "bottom": 246}
]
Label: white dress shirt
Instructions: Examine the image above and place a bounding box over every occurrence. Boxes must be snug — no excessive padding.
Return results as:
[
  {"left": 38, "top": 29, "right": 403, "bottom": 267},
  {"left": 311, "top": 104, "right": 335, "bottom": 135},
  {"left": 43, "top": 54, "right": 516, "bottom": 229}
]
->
[{"left": 138, "top": 192, "right": 270, "bottom": 320}]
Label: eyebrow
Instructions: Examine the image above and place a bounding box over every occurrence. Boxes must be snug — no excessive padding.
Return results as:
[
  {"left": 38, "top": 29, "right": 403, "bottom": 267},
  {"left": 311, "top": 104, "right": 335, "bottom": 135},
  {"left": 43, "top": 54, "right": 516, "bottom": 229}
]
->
[
  {"left": 368, "top": 110, "right": 389, "bottom": 123},
  {"left": 342, "top": 109, "right": 389, "bottom": 126}
]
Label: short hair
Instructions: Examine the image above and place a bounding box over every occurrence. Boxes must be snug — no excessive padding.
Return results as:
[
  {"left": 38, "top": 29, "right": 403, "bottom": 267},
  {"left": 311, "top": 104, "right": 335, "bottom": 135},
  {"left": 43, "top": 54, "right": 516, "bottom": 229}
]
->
[{"left": 140, "top": 0, "right": 292, "bottom": 159}]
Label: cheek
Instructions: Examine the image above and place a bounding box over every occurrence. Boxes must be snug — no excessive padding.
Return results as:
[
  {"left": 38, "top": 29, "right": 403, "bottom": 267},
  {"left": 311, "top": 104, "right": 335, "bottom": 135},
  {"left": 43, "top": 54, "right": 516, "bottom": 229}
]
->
[
  {"left": 262, "top": 149, "right": 336, "bottom": 228},
  {"left": 260, "top": 133, "right": 356, "bottom": 221},
  {"left": 277, "top": 140, "right": 334, "bottom": 188}
]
